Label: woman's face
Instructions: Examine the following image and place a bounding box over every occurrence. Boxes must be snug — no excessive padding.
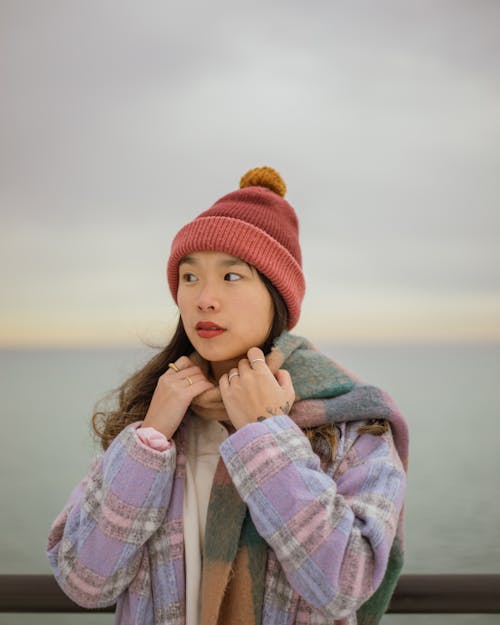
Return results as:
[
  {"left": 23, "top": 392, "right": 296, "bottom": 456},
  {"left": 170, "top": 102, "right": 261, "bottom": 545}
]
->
[{"left": 177, "top": 251, "right": 274, "bottom": 366}]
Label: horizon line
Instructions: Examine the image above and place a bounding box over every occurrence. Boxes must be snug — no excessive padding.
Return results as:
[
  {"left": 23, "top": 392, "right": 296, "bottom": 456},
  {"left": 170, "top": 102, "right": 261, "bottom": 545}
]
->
[{"left": 2, "top": 335, "right": 500, "bottom": 351}]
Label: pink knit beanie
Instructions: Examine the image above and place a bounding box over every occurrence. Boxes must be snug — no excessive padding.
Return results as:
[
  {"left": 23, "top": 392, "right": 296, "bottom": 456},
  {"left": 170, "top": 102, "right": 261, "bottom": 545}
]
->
[{"left": 167, "top": 166, "right": 305, "bottom": 329}]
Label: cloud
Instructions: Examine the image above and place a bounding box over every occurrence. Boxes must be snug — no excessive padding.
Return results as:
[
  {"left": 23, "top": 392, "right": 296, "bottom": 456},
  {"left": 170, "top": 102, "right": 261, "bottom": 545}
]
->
[{"left": 1, "top": 0, "right": 499, "bottom": 345}]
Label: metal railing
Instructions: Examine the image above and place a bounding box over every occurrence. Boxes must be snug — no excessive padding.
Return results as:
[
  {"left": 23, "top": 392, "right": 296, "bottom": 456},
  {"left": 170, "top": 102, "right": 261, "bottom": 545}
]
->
[{"left": 0, "top": 574, "right": 499, "bottom": 613}]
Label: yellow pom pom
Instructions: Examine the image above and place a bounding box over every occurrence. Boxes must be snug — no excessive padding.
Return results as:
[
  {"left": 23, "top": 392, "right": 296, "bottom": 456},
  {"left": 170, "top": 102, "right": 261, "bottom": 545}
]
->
[{"left": 239, "top": 166, "right": 287, "bottom": 198}]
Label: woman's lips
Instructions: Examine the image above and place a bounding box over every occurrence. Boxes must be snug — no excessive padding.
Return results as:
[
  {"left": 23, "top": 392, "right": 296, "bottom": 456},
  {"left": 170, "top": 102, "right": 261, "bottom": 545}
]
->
[{"left": 195, "top": 321, "right": 226, "bottom": 339}]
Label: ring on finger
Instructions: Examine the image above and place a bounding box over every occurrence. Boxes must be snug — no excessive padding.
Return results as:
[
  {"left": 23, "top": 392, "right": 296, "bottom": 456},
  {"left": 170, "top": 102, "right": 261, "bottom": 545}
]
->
[
  {"left": 250, "top": 358, "right": 265, "bottom": 367},
  {"left": 168, "top": 362, "right": 180, "bottom": 372},
  {"left": 228, "top": 371, "right": 240, "bottom": 382},
  {"left": 184, "top": 376, "right": 193, "bottom": 386}
]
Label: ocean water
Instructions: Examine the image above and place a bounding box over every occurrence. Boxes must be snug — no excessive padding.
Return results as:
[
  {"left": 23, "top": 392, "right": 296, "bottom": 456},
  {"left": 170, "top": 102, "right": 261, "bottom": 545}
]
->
[{"left": 1, "top": 342, "right": 499, "bottom": 625}]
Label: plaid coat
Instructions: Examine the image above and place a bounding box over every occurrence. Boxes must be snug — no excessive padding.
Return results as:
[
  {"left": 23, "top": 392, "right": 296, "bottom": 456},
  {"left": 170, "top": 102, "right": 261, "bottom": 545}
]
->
[{"left": 48, "top": 408, "right": 406, "bottom": 625}]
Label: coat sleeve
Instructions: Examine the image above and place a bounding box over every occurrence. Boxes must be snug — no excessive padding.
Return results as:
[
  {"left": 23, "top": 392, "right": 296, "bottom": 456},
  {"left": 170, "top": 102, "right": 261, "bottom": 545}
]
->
[
  {"left": 219, "top": 414, "right": 406, "bottom": 619},
  {"left": 47, "top": 423, "right": 177, "bottom": 608}
]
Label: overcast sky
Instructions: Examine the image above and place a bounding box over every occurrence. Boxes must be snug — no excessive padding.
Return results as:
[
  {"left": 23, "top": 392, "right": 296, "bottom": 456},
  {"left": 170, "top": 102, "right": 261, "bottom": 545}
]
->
[{"left": 1, "top": 0, "right": 499, "bottom": 346}]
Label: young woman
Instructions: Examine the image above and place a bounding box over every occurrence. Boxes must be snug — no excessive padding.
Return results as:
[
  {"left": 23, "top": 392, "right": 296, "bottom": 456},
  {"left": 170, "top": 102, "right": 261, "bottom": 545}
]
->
[{"left": 48, "top": 166, "right": 408, "bottom": 625}]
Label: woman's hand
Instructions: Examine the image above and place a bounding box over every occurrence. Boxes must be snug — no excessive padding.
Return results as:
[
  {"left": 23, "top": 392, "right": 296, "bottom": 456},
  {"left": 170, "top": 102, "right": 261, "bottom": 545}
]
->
[
  {"left": 219, "top": 347, "right": 295, "bottom": 430},
  {"left": 142, "top": 356, "right": 214, "bottom": 439}
]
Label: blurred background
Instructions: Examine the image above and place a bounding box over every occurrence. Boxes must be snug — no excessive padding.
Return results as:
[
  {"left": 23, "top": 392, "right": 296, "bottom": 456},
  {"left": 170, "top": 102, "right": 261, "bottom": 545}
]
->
[{"left": 1, "top": 1, "right": 499, "bottom": 624}]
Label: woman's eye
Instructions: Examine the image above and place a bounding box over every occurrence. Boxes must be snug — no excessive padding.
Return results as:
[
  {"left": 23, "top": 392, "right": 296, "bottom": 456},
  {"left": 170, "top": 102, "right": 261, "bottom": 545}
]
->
[
  {"left": 224, "top": 272, "right": 241, "bottom": 282},
  {"left": 182, "top": 273, "right": 197, "bottom": 283}
]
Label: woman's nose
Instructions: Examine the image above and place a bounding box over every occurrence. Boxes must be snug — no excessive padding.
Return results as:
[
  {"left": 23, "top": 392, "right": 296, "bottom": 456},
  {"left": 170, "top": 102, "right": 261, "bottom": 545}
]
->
[{"left": 196, "top": 284, "right": 220, "bottom": 311}]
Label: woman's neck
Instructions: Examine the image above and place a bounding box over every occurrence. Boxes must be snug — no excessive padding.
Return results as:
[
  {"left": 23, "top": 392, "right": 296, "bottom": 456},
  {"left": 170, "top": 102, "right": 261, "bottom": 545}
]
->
[{"left": 209, "top": 357, "right": 241, "bottom": 383}]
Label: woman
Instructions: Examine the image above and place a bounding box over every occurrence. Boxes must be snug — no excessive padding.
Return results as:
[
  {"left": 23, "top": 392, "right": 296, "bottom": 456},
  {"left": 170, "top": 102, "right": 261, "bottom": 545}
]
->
[{"left": 48, "top": 166, "right": 408, "bottom": 625}]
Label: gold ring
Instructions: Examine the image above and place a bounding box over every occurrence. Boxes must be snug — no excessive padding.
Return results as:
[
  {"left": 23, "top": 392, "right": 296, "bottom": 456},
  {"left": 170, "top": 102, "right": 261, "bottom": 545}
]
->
[
  {"left": 185, "top": 376, "right": 193, "bottom": 386},
  {"left": 250, "top": 358, "right": 265, "bottom": 366},
  {"left": 228, "top": 371, "right": 239, "bottom": 382},
  {"left": 168, "top": 363, "right": 180, "bottom": 372}
]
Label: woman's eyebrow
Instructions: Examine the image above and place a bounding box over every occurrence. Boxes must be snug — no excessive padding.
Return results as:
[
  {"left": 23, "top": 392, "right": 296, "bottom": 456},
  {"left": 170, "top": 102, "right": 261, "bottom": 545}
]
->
[
  {"left": 218, "top": 258, "right": 248, "bottom": 267},
  {"left": 179, "top": 256, "right": 249, "bottom": 268},
  {"left": 179, "top": 255, "right": 197, "bottom": 266}
]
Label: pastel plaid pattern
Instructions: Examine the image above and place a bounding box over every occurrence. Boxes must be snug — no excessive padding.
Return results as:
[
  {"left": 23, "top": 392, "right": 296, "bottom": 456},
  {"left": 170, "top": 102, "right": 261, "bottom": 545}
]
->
[
  {"left": 48, "top": 424, "right": 184, "bottom": 617},
  {"left": 48, "top": 332, "right": 408, "bottom": 625},
  {"left": 219, "top": 415, "right": 405, "bottom": 621},
  {"left": 48, "top": 415, "right": 405, "bottom": 624}
]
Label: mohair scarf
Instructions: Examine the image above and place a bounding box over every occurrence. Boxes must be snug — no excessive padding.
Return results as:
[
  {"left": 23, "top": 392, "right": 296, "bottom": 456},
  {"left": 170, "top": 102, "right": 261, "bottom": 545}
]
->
[{"left": 189, "top": 332, "right": 409, "bottom": 625}]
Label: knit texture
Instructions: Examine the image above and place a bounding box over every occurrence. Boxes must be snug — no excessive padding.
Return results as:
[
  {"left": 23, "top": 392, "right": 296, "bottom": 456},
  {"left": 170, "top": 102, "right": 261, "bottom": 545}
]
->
[
  {"left": 240, "top": 166, "right": 287, "bottom": 197},
  {"left": 167, "top": 168, "right": 305, "bottom": 329},
  {"left": 201, "top": 332, "right": 407, "bottom": 625},
  {"left": 48, "top": 332, "right": 408, "bottom": 625}
]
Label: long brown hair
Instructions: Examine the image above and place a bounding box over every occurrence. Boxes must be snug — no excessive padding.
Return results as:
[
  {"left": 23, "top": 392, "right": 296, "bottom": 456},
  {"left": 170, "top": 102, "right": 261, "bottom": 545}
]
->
[{"left": 92, "top": 271, "right": 387, "bottom": 453}]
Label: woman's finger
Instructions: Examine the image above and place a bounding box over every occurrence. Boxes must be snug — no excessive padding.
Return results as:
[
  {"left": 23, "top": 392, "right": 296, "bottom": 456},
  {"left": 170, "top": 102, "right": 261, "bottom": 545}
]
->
[
  {"left": 227, "top": 368, "right": 240, "bottom": 384},
  {"left": 274, "top": 368, "right": 292, "bottom": 389},
  {"left": 166, "top": 364, "right": 208, "bottom": 380},
  {"left": 237, "top": 358, "right": 251, "bottom": 376},
  {"left": 173, "top": 355, "right": 194, "bottom": 371},
  {"left": 190, "top": 377, "right": 215, "bottom": 394},
  {"left": 219, "top": 373, "right": 229, "bottom": 393},
  {"left": 274, "top": 369, "right": 296, "bottom": 407},
  {"left": 166, "top": 356, "right": 191, "bottom": 375},
  {"left": 247, "top": 346, "right": 267, "bottom": 369}
]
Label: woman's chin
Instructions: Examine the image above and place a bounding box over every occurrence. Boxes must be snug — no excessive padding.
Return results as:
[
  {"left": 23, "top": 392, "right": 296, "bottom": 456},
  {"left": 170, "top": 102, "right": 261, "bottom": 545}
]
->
[
  {"left": 193, "top": 343, "right": 241, "bottom": 364},
  {"left": 188, "top": 335, "right": 240, "bottom": 362}
]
